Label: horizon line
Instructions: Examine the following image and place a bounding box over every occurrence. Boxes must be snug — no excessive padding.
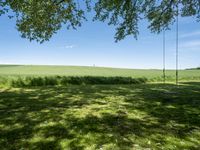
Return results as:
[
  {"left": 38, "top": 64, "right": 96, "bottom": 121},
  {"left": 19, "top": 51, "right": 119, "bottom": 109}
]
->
[{"left": 0, "top": 63, "right": 197, "bottom": 70}]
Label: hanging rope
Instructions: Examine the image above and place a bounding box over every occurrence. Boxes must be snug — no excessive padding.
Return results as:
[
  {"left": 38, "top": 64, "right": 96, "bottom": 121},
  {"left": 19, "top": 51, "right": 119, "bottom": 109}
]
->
[
  {"left": 163, "top": 30, "right": 166, "bottom": 84},
  {"left": 176, "top": 5, "right": 179, "bottom": 86}
]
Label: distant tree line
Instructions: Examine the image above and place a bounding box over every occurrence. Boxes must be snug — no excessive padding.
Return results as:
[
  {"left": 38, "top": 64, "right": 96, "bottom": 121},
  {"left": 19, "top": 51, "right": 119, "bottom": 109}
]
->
[{"left": 186, "top": 67, "right": 200, "bottom": 70}]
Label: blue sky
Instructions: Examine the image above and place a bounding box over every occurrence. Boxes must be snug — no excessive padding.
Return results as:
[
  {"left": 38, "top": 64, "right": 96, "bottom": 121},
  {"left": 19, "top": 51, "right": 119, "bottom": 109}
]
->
[{"left": 0, "top": 11, "right": 200, "bottom": 69}]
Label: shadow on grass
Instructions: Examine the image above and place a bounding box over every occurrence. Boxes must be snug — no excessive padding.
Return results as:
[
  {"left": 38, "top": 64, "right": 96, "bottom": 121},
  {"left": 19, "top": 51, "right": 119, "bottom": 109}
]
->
[{"left": 0, "top": 82, "right": 200, "bottom": 149}]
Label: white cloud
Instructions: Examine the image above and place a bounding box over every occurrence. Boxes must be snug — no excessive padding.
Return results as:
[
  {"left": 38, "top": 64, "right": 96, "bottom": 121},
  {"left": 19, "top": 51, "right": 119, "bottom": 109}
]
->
[
  {"left": 180, "top": 40, "right": 200, "bottom": 51},
  {"left": 181, "top": 40, "right": 200, "bottom": 47},
  {"left": 65, "top": 45, "right": 76, "bottom": 49},
  {"left": 59, "top": 44, "right": 76, "bottom": 49},
  {"left": 180, "top": 31, "right": 200, "bottom": 38}
]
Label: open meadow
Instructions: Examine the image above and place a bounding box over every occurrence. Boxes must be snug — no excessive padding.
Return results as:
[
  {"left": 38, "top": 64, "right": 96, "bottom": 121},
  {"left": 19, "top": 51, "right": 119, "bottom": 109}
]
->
[
  {"left": 0, "top": 65, "right": 200, "bottom": 149},
  {"left": 1, "top": 0, "right": 200, "bottom": 149},
  {"left": 0, "top": 65, "right": 200, "bottom": 85}
]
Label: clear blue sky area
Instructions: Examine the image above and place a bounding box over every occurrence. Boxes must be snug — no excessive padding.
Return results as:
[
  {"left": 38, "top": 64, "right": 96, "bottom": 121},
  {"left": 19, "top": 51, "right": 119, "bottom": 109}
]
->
[{"left": 0, "top": 10, "right": 200, "bottom": 69}]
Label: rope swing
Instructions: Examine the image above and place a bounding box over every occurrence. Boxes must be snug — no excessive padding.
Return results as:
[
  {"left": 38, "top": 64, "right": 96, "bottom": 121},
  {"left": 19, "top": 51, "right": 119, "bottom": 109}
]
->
[
  {"left": 163, "top": 30, "right": 166, "bottom": 84},
  {"left": 162, "top": 5, "right": 179, "bottom": 85},
  {"left": 176, "top": 5, "right": 179, "bottom": 86}
]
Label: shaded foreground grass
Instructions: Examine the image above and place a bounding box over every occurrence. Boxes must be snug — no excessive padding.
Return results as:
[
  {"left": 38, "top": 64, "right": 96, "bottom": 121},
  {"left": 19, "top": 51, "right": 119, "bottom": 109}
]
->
[{"left": 0, "top": 82, "right": 200, "bottom": 149}]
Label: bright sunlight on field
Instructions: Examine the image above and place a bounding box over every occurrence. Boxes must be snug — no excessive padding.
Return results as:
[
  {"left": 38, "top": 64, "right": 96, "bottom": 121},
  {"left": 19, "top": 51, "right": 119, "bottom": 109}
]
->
[{"left": 0, "top": 65, "right": 200, "bottom": 83}]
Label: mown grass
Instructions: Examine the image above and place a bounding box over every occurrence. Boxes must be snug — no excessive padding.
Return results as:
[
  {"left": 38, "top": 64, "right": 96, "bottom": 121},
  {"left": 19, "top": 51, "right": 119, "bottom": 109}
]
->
[
  {"left": 0, "top": 82, "right": 200, "bottom": 149},
  {"left": 0, "top": 65, "right": 200, "bottom": 149}
]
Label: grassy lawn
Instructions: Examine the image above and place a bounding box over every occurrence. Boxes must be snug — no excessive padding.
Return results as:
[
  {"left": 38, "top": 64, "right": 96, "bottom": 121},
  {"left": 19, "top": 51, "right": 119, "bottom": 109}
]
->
[{"left": 1, "top": 82, "right": 200, "bottom": 149}]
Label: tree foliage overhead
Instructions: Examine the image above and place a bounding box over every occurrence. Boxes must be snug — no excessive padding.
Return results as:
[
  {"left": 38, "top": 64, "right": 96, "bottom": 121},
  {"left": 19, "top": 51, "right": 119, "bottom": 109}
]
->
[{"left": 0, "top": 0, "right": 200, "bottom": 43}]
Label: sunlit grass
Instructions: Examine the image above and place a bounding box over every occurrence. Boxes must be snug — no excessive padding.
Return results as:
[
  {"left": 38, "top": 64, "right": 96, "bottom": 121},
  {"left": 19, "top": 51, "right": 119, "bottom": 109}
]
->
[
  {"left": 0, "top": 82, "right": 200, "bottom": 149},
  {"left": 0, "top": 65, "right": 200, "bottom": 82}
]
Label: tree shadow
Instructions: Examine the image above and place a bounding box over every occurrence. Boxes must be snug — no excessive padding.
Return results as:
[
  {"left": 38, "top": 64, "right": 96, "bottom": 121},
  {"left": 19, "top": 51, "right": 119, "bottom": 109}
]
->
[{"left": 0, "top": 82, "right": 200, "bottom": 149}]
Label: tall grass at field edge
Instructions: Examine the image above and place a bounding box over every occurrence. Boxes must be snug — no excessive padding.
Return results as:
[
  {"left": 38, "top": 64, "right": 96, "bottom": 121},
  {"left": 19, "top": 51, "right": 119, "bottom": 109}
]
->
[{"left": 5, "top": 76, "right": 148, "bottom": 87}]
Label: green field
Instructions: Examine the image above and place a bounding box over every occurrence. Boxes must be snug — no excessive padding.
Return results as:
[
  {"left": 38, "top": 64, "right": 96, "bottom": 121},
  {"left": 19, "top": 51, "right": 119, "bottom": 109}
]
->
[
  {"left": 0, "top": 65, "right": 200, "bottom": 82},
  {"left": 0, "top": 65, "right": 200, "bottom": 149}
]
